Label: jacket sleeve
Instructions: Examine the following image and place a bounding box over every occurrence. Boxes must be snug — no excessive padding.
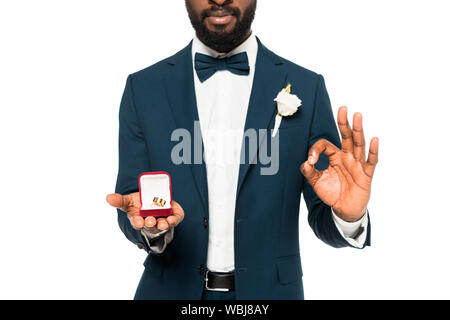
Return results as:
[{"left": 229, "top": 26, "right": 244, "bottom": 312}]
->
[
  {"left": 302, "top": 74, "right": 371, "bottom": 249},
  {"left": 114, "top": 75, "right": 153, "bottom": 252}
]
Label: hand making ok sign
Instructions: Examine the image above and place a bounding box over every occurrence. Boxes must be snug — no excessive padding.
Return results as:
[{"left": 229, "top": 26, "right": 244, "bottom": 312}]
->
[{"left": 300, "top": 106, "right": 379, "bottom": 222}]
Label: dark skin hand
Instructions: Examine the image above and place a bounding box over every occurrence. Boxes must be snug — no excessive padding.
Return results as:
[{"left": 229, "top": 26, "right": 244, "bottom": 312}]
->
[
  {"left": 106, "top": 193, "right": 184, "bottom": 231},
  {"left": 108, "top": 0, "right": 252, "bottom": 232},
  {"left": 300, "top": 106, "right": 379, "bottom": 222},
  {"left": 110, "top": 4, "right": 376, "bottom": 227}
]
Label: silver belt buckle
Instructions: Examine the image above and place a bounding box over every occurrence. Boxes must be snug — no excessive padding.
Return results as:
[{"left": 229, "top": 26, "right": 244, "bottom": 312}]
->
[{"left": 205, "top": 270, "right": 230, "bottom": 292}]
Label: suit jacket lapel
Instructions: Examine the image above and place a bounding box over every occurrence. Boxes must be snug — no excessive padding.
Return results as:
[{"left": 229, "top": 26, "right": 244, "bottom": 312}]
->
[
  {"left": 163, "top": 38, "right": 286, "bottom": 212},
  {"left": 236, "top": 38, "right": 288, "bottom": 198},
  {"left": 163, "top": 42, "right": 209, "bottom": 214}
]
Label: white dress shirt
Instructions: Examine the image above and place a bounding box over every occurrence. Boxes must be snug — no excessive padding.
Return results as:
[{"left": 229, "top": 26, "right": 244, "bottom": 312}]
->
[{"left": 191, "top": 33, "right": 368, "bottom": 272}]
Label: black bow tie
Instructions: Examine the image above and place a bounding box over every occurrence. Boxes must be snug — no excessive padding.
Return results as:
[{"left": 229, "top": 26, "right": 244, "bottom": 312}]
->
[{"left": 194, "top": 52, "right": 250, "bottom": 83}]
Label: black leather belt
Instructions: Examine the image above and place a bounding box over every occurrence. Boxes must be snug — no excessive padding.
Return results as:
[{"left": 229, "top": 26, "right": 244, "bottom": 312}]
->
[{"left": 205, "top": 270, "right": 235, "bottom": 292}]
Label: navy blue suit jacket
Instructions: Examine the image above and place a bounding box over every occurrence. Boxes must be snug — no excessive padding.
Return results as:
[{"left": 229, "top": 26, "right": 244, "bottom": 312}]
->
[{"left": 114, "top": 38, "right": 371, "bottom": 300}]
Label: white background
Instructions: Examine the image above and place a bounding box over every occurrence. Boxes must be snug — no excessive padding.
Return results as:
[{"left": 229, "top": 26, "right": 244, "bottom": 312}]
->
[{"left": 1, "top": 0, "right": 449, "bottom": 299}]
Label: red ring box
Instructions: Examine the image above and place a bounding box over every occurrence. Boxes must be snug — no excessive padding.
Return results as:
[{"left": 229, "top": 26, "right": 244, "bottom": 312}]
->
[{"left": 138, "top": 171, "right": 173, "bottom": 217}]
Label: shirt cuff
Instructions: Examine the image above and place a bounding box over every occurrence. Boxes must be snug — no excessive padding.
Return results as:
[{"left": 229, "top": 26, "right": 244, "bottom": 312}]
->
[
  {"left": 141, "top": 227, "right": 174, "bottom": 254},
  {"left": 331, "top": 208, "right": 368, "bottom": 249}
]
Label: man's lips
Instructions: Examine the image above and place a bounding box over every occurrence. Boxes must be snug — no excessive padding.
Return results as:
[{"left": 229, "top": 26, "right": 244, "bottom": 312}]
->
[
  {"left": 205, "top": 9, "right": 236, "bottom": 25},
  {"left": 207, "top": 14, "right": 234, "bottom": 25}
]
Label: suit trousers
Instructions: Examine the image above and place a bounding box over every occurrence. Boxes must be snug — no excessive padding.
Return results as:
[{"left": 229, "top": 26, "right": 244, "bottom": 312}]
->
[{"left": 202, "top": 290, "right": 236, "bottom": 300}]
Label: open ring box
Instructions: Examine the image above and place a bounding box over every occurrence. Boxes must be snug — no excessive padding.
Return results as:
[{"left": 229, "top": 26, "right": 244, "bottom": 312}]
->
[{"left": 139, "top": 171, "right": 173, "bottom": 217}]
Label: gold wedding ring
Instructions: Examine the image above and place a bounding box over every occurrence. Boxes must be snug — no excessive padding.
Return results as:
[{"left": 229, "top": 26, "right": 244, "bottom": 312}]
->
[{"left": 153, "top": 197, "right": 166, "bottom": 207}]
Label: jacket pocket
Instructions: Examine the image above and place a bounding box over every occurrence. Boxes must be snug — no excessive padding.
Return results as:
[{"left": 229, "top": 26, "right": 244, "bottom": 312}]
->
[
  {"left": 143, "top": 254, "right": 164, "bottom": 277},
  {"left": 276, "top": 254, "right": 303, "bottom": 285}
]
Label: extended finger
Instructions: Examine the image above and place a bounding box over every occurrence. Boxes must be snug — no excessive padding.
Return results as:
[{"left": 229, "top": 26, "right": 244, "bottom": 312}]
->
[
  {"left": 166, "top": 215, "right": 178, "bottom": 227},
  {"left": 144, "top": 216, "right": 157, "bottom": 228},
  {"left": 308, "top": 139, "right": 340, "bottom": 165},
  {"left": 130, "top": 215, "right": 144, "bottom": 230},
  {"left": 157, "top": 218, "right": 170, "bottom": 231},
  {"left": 364, "top": 137, "right": 379, "bottom": 177},
  {"left": 337, "top": 106, "right": 353, "bottom": 152},
  {"left": 352, "top": 113, "right": 366, "bottom": 163},
  {"left": 170, "top": 201, "right": 185, "bottom": 226},
  {"left": 106, "top": 193, "right": 130, "bottom": 212}
]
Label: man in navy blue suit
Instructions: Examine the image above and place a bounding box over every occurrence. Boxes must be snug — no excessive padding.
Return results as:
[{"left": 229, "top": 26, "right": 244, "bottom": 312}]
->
[{"left": 107, "top": 0, "right": 378, "bottom": 300}]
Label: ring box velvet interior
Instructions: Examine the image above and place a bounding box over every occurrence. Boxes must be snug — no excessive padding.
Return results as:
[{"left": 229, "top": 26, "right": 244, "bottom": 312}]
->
[{"left": 139, "top": 171, "right": 173, "bottom": 217}]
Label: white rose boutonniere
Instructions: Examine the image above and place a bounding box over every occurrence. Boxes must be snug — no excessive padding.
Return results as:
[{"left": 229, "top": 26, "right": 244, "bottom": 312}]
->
[{"left": 272, "top": 83, "right": 302, "bottom": 138}]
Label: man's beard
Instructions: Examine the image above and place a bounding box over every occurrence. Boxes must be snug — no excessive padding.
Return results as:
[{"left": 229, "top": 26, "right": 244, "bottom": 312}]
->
[{"left": 185, "top": 0, "right": 257, "bottom": 53}]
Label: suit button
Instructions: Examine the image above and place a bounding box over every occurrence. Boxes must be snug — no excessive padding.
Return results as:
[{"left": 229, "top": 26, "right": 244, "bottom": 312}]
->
[
  {"left": 137, "top": 242, "right": 145, "bottom": 250},
  {"left": 199, "top": 264, "right": 205, "bottom": 275},
  {"left": 203, "top": 217, "right": 208, "bottom": 229}
]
